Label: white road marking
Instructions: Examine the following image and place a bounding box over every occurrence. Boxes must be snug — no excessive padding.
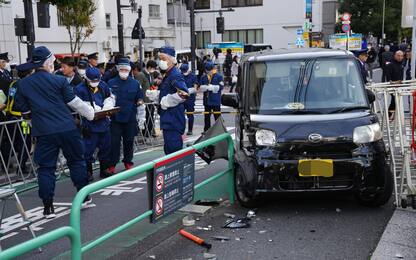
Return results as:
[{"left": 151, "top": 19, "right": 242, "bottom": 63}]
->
[{"left": 0, "top": 129, "right": 236, "bottom": 242}]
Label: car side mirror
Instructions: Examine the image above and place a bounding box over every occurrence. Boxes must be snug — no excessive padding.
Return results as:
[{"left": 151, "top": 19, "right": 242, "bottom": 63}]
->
[
  {"left": 221, "top": 93, "right": 239, "bottom": 109},
  {"left": 366, "top": 89, "right": 376, "bottom": 104}
]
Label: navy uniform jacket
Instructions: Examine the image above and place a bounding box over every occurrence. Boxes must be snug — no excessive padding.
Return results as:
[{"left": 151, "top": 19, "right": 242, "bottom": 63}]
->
[
  {"left": 158, "top": 67, "right": 188, "bottom": 133},
  {"left": 108, "top": 76, "right": 143, "bottom": 123},
  {"left": 14, "top": 70, "right": 77, "bottom": 137},
  {"left": 75, "top": 82, "right": 111, "bottom": 133},
  {"left": 200, "top": 72, "right": 224, "bottom": 106},
  {"left": 358, "top": 61, "right": 368, "bottom": 84},
  {"left": 183, "top": 73, "right": 198, "bottom": 106}
]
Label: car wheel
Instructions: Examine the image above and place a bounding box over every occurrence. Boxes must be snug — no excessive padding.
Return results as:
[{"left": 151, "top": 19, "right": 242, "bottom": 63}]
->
[
  {"left": 235, "top": 164, "right": 259, "bottom": 208},
  {"left": 355, "top": 165, "right": 393, "bottom": 207}
]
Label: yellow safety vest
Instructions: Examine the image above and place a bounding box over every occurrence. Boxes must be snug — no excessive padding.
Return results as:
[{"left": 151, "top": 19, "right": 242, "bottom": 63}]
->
[{"left": 5, "top": 80, "right": 22, "bottom": 117}]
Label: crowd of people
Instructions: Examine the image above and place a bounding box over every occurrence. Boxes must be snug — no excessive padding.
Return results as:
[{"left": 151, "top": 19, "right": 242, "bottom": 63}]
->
[
  {"left": 0, "top": 45, "right": 236, "bottom": 219},
  {"left": 354, "top": 41, "right": 412, "bottom": 120}
]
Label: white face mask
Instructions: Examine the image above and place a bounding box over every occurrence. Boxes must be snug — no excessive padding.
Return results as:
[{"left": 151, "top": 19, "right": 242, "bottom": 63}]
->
[
  {"left": 183, "top": 71, "right": 190, "bottom": 76},
  {"left": 4, "top": 62, "right": 11, "bottom": 71},
  {"left": 159, "top": 60, "right": 169, "bottom": 71},
  {"left": 78, "top": 69, "right": 86, "bottom": 77},
  {"left": 148, "top": 68, "right": 155, "bottom": 74},
  {"left": 90, "top": 81, "right": 99, "bottom": 88},
  {"left": 119, "top": 71, "right": 129, "bottom": 79}
]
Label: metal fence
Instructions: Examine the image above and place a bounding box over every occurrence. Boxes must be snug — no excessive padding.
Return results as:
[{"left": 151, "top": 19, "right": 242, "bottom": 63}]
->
[
  {"left": 367, "top": 80, "right": 416, "bottom": 208},
  {"left": 0, "top": 103, "right": 163, "bottom": 189},
  {"left": 0, "top": 132, "right": 235, "bottom": 259}
]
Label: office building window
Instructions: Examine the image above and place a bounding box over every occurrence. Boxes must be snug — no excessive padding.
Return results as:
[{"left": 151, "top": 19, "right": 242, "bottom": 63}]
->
[
  {"left": 57, "top": 10, "right": 65, "bottom": 26},
  {"left": 196, "top": 31, "right": 211, "bottom": 49},
  {"left": 149, "top": 4, "right": 161, "bottom": 18},
  {"left": 223, "top": 29, "right": 263, "bottom": 44},
  {"left": 195, "top": 0, "right": 210, "bottom": 9},
  {"left": 222, "top": 0, "right": 262, "bottom": 8},
  {"left": 105, "top": 13, "right": 111, "bottom": 28}
]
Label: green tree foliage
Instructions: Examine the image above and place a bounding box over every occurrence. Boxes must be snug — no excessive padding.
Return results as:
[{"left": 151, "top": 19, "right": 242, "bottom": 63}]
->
[
  {"left": 43, "top": 0, "right": 96, "bottom": 57},
  {"left": 338, "top": 0, "right": 407, "bottom": 43}
]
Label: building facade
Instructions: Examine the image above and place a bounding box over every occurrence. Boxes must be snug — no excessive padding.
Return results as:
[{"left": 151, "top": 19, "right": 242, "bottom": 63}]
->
[
  {"left": 192, "top": 0, "right": 338, "bottom": 49},
  {"left": 0, "top": 0, "right": 337, "bottom": 64},
  {"left": 0, "top": 0, "right": 186, "bottom": 64}
]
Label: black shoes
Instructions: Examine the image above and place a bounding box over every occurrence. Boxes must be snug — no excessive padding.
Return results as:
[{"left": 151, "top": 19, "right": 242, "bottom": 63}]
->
[
  {"left": 186, "top": 131, "right": 193, "bottom": 136},
  {"left": 43, "top": 200, "right": 56, "bottom": 219}
]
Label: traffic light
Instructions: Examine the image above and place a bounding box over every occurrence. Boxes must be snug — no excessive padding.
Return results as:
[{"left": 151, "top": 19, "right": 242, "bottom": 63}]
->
[
  {"left": 216, "top": 17, "right": 224, "bottom": 34},
  {"left": 37, "top": 2, "right": 50, "bottom": 28},
  {"left": 132, "top": 18, "right": 145, "bottom": 39}
]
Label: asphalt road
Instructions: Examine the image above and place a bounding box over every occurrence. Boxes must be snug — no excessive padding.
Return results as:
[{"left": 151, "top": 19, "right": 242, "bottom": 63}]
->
[{"left": 1, "top": 69, "right": 396, "bottom": 260}]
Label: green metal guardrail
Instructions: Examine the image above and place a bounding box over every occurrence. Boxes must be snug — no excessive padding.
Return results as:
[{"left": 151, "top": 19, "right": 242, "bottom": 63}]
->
[{"left": 0, "top": 132, "right": 234, "bottom": 260}]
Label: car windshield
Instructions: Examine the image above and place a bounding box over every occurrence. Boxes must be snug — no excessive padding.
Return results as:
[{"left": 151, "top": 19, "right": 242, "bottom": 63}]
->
[{"left": 248, "top": 58, "right": 368, "bottom": 114}]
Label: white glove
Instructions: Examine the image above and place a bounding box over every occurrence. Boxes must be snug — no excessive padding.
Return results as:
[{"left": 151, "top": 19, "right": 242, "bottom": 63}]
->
[
  {"left": 160, "top": 93, "right": 184, "bottom": 110},
  {"left": 102, "top": 94, "right": 116, "bottom": 110},
  {"left": 136, "top": 104, "right": 146, "bottom": 129},
  {"left": 188, "top": 87, "right": 197, "bottom": 94},
  {"left": 68, "top": 97, "right": 94, "bottom": 121},
  {"left": 146, "top": 90, "right": 160, "bottom": 102},
  {"left": 207, "top": 84, "right": 220, "bottom": 93},
  {"left": 199, "top": 85, "right": 208, "bottom": 92}
]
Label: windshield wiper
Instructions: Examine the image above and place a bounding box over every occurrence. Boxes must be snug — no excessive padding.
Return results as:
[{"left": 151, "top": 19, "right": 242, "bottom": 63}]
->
[
  {"left": 285, "top": 110, "right": 323, "bottom": 115},
  {"left": 328, "top": 106, "right": 369, "bottom": 114}
]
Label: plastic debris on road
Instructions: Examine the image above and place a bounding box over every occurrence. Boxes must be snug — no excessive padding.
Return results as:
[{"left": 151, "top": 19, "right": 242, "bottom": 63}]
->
[
  {"left": 395, "top": 253, "right": 404, "bottom": 259},
  {"left": 246, "top": 209, "right": 257, "bottom": 219},
  {"left": 259, "top": 230, "right": 267, "bottom": 234},
  {"left": 211, "top": 236, "right": 231, "bottom": 241},
  {"left": 336, "top": 208, "right": 342, "bottom": 213},
  {"left": 223, "top": 217, "right": 251, "bottom": 229},
  {"left": 183, "top": 215, "right": 196, "bottom": 226},
  {"left": 197, "top": 225, "right": 213, "bottom": 231},
  {"left": 148, "top": 255, "right": 156, "bottom": 259},
  {"left": 203, "top": 252, "right": 217, "bottom": 259}
]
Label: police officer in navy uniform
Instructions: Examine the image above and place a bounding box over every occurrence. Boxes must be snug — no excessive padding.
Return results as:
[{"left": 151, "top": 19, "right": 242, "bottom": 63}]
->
[
  {"left": 75, "top": 67, "right": 115, "bottom": 180},
  {"left": 87, "top": 52, "right": 99, "bottom": 68},
  {"left": 155, "top": 46, "right": 189, "bottom": 154},
  {"left": 107, "top": 57, "right": 144, "bottom": 174},
  {"left": 355, "top": 49, "right": 369, "bottom": 84},
  {"left": 200, "top": 61, "right": 224, "bottom": 132},
  {"left": 179, "top": 63, "right": 198, "bottom": 136},
  {"left": 0, "top": 52, "right": 12, "bottom": 121},
  {"left": 77, "top": 60, "right": 88, "bottom": 79},
  {"left": 14, "top": 46, "right": 95, "bottom": 219}
]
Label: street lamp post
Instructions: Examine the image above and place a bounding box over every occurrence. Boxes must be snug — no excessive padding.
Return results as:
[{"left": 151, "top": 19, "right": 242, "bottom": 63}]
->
[{"left": 381, "top": 0, "right": 385, "bottom": 45}]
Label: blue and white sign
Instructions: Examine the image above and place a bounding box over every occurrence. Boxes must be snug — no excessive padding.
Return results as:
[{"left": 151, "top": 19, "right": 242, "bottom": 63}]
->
[
  {"left": 296, "top": 38, "right": 305, "bottom": 47},
  {"left": 297, "top": 29, "right": 304, "bottom": 36},
  {"left": 305, "top": 0, "right": 312, "bottom": 19}
]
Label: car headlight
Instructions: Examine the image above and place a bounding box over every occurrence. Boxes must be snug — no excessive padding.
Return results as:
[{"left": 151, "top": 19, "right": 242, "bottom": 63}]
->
[
  {"left": 353, "top": 123, "right": 382, "bottom": 144},
  {"left": 255, "top": 129, "right": 276, "bottom": 146}
]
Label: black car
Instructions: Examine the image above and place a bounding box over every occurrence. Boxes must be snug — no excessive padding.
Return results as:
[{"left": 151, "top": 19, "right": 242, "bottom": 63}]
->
[{"left": 222, "top": 48, "right": 392, "bottom": 208}]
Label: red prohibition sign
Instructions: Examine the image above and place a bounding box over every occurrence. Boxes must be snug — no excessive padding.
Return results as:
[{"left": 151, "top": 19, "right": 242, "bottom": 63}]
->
[
  {"left": 156, "top": 173, "right": 164, "bottom": 192},
  {"left": 155, "top": 197, "right": 164, "bottom": 215}
]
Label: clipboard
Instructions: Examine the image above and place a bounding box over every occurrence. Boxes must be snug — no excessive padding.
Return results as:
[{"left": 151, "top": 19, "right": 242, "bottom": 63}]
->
[{"left": 94, "top": 106, "right": 121, "bottom": 120}]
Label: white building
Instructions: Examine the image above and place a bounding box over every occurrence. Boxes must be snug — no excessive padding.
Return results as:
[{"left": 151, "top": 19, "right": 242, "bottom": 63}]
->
[
  {"left": 0, "top": 0, "right": 187, "bottom": 64},
  {"left": 191, "top": 0, "right": 338, "bottom": 49},
  {"left": 0, "top": 0, "right": 337, "bottom": 64}
]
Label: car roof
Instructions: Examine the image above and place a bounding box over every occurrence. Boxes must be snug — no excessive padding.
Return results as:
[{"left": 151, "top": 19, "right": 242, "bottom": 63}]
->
[{"left": 242, "top": 48, "right": 354, "bottom": 62}]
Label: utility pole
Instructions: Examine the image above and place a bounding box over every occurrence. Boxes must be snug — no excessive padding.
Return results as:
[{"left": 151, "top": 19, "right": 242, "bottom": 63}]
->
[
  {"left": 23, "top": 0, "right": 35, "bottom": 59},
  {"left": 138, "top": 6, "right": 143, "bottom": 66},
  {"left": 116, "top": 0, "right": 124, "bottom": 55},
  {"left": 189, "top": 0, "right": 196, "bottom": 72}
]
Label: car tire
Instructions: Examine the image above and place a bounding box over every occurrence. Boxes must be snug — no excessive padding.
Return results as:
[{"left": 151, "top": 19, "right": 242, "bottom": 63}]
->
[
  {"left": 355, "top": 165, "right": 393, "bottom": 207},
  {"left": 235, "top": 164, "right": 259, "bottom": 208}
]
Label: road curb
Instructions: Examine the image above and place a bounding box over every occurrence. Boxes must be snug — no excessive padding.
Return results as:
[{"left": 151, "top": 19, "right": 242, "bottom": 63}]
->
[{"left": 372, "top": 208, "right": 416, "bottom": 259}]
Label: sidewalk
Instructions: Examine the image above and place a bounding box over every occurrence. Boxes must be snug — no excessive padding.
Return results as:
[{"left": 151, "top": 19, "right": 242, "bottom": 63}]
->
[{"left": 372, "top": 209, "right": 416, "bottom": 260}]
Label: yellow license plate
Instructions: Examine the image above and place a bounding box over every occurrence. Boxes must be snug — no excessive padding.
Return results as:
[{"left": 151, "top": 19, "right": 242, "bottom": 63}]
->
[{"left": 298, "top": 159, "right": 334, "bottom": 178}]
